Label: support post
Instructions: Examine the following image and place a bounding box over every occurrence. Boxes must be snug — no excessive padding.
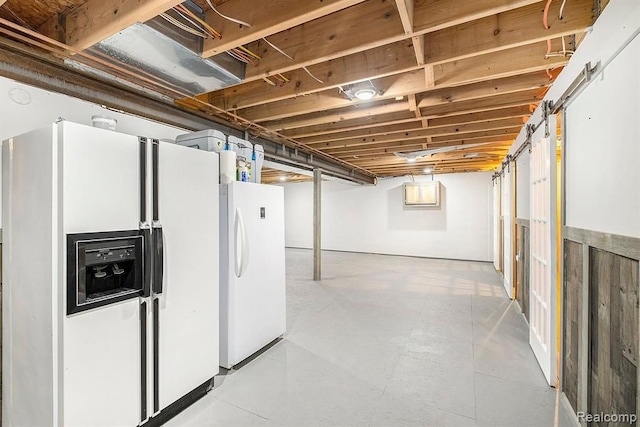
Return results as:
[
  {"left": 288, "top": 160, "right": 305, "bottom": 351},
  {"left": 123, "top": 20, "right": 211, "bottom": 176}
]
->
[{"left": 313, "top": 168, "right": 322, "bottom": 281}]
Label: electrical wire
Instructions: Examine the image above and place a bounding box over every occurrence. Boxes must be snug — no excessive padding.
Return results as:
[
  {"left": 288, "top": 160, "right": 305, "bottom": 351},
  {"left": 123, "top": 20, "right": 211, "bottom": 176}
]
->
[
  {"left": 205, "top": 0, "right": 252, "bottom": 27},
  {"left": 174, "top": 4, "right": 221, "bottom": 39},
  {"left": 543, "top": 0, "right": 553, "bottom": 29},
  {"left": 262, "top": 37, "right": 293, "bottom": 60},
  {"left": 160, "top": 13, "right": 209, "bottom": 38},
  {"left": 559, "top": 0, "right": 568, "bottom": 20},
  {"left": 263, "top": 77, "right": 277, "bottom": 86},
  {"left": 303, "top": 66, "right": 324, "bottom": 83},
  {"left": 226, "top": 49, "right": 249, "bottom": 63},
  {"left": 172, "top": 7, "right": 209, "bottom": 34},
  {"left": 236, "top": 45, "right": 261, "bottom": 60}
]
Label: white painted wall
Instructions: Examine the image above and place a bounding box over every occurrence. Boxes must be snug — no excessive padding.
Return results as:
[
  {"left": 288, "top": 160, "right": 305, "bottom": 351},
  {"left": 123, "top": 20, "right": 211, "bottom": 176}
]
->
[
  {"left": 0, "top": 77, "right": 188, "bottom": 142},
  {"left": 0, "top": 76, "right": 191, "bottom": 227},
  {"left": 565, "top": 34, "right": 640, "bottom": 238},
  {"left": 283, "top": 172, "right": 494, "bottom": 262},
  {"left": 516, "top": 150, "right": 531, "bottom": 220}
]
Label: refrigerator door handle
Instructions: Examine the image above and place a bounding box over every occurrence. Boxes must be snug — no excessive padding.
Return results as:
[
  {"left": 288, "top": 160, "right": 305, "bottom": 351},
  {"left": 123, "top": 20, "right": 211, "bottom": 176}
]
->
[
  {"left": 234, "top": 208, "right": 249, "bottom": 278},
  {"left": 152, "top": 223, "right": 164, "bottom": 294},
  {"left": 141, "top": 224, "right": 152, "bottom": 298}
]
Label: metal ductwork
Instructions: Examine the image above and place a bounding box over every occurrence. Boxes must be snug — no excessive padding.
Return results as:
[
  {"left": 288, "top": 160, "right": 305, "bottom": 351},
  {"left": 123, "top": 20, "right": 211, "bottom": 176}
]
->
[{"left": 65, "top": 1, "right": 244, "bottom": 97}]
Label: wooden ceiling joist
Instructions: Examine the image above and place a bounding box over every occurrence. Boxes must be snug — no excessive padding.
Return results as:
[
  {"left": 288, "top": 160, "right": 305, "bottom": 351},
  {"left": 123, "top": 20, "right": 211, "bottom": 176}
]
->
[
  {"left": 238, "top": 47, "right": 563, "bottom": 123},
  {"left": 322, "top": 128, "right": 521, "bottom": 155},
  {"left": 201, "top": 0, "right": 367, "bottom": 57},
  {"left": 420, "top": 88, "right": 546, "bottom": 118},
  {"left": 281, "top": 105, "right": 532, "bottom": 139},
  {"left": 303, "top": 117, "right": 525, "bottom": 148},
  {"left": 39, "top": 0, "right": 184, "bottom": 50},
  {"left": 423, "top": 0, "right": 593, "bottom": 66},
  {"left": 228, "top": 0, "right": 544, "bottom": 85},
  {"left": 203, "top": 40, "right": 419, "bottom": 111},
  {"left": 278, "top": 111, "right": 420, "bottom": 137}
]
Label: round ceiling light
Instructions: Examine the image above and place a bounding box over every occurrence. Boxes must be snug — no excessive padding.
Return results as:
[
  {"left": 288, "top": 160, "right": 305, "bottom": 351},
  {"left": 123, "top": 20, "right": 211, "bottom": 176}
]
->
[
  {"left": 423, "top": 168, "right": 433, "bottom": 174},
  {"left": 354, "top": 88, "right": 377, "bottom": 100},
  {"left": 278, "top": 175, "right": 287, "bottom": 182}
]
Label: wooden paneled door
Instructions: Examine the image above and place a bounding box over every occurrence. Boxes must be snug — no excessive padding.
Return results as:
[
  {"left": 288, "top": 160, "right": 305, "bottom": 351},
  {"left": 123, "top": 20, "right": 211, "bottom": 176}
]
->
[{"left": 529, "top": 113, "right": 558, "bottom": 386}]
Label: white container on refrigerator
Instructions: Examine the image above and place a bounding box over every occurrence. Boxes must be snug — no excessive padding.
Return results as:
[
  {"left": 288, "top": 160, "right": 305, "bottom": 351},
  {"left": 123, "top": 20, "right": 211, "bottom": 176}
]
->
[
  {"left": 2, "top": 121, "right": 220, "bottom": 426},
  {"left": 175, "top": 128, "right": 225, "bottom": 152},
  {"left": 219, "top": 181, "right": 286, "bottom": 369}
]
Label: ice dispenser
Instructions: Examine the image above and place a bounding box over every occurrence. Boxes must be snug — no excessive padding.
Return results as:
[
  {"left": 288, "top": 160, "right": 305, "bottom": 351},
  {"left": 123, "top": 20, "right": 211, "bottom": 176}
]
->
[{"left": 67, "top": 230, "right": 145, "bottom": 314}]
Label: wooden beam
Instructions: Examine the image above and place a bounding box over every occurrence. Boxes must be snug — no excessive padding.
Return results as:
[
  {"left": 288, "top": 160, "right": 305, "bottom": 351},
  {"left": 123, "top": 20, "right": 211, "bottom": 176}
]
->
[
  {"left": 426, "top": 105, "right": 531, "bottom": 127},
  {"left": 304, "top": 117, "right": 524, "bottom": 147},
  {"left": 424, "top": 0, "right": 593, "bottom": 65},
  {"left": 231, "top": 0, "right": 540, "bottom": 82},
  {"left": 279, "top": 111, "right": 419, "bottom": 136},
  {"left": 39, "top": 0, "right": 184, "bottom": 50},
  {"left": 202, "top": 0, "right": 366, "bottom": 57},
  {"left": 204, "top": 40, "right": 418, "bottom": 110},
  {"left": 198, "top": 0, "right": 577, "bottom": 109},
  {"left": 432, "top": 40, "right": 568, "bottom": 87},
  {"left": 418, "top": 71, "right": 553, "bottom": 109},
  {"left": 239, "top": 46, "right": 563, "bottom": 123},
  {"left": 338, "top": 143, "right": 513, "bottom": 160},
  {"left": 260, "top": 101, "right": 412, "bottom": 131},
  {"left": 238, "top": 1, "right": 404, "bottom": 77},
  {"left": 413, "top": 35, "right": 425, "bottom": 66},
  {"left": 241, "top": 70, "right": 426, "bottom": 122},
  {"left": 421, "top": 88, "right": 546, "bottom": 118},
  {"left": 395, "top": 0, "right": 415, "bottom": 34},
  {"left": 321, "top": 127, "right": 522, "bottom": 154},
  {"left": 282, "top": 104, "right": 531, "bottom": 139},
  {"left": 412, "top": 0, "right": 540, "bottom": 34}
]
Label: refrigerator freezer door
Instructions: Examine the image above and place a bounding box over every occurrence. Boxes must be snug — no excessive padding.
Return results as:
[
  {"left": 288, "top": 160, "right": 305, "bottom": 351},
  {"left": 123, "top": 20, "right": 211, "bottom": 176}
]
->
[
  {"left": 64, "top": 300, "right": 142, "bottom": 427},
  {"left": 156, "top": 142, "right": 220, "bottom": 411},
  {"left": 60, "top": 122, "right": 141, "bottom": 426},
  {"left": 221, "top": 182, "right": 286, "bottom": 368}
]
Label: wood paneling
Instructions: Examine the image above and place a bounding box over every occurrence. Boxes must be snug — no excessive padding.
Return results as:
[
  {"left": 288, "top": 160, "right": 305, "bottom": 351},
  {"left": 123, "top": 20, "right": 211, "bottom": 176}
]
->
[
  {"left": 563, "top": 239, "right": 583, "bottom": 413},
  {"left": 589, "top": 248, "right": 639, "bottom": 424}
]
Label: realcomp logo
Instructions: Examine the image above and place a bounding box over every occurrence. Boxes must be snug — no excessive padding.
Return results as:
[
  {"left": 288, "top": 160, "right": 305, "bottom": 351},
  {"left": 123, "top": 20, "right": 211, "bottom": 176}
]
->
[{"left": 577, "top": 412, "right": 637, "bottom": 424}]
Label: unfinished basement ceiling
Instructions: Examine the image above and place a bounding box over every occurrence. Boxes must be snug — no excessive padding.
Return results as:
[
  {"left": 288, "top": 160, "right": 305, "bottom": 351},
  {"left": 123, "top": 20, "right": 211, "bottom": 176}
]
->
[{"left": 0, "top": 0, "right": 604, "bottom": 177}]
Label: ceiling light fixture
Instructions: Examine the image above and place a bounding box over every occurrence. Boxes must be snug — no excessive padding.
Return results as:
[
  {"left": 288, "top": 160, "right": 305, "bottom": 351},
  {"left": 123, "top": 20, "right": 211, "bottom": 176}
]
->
[
  {"left": 423, "top": 168, "right": 433, "bottom": 174},
  {"left": 278, "top": 175, "right": 287, "bottom": 182},
  {"left": 354, "top": 87, "right": 377, "bottom": 100},
  {"left": 339, "top": 80, "right": 378, "bottom": 101},
  {"left": 407, "top": 158, "right": 417, "bottom": 163}
]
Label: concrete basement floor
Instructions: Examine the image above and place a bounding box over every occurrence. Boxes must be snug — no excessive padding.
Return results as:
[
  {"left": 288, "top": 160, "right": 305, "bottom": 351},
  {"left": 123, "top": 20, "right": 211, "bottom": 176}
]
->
[{"left": 168, "top": 249, "right": 577, "bottom": 427}]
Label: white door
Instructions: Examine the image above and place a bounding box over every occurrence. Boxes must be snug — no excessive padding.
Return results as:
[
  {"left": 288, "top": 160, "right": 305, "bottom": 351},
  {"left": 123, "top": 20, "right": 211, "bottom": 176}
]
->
[
  {"left": 529, "top": 117, "right": 558, "bottom": 386},
  {"left": 156, "top": 142, "right": 220, "bottom": 410},
  {"left": 224, "top": 182, "right": 286, "bottom": 367},
  {"left": 502, "top": 167, "right": 512, "bottom": 298},
  {"left": 492, "top": 177, "right": 501, "bottom": 271}
]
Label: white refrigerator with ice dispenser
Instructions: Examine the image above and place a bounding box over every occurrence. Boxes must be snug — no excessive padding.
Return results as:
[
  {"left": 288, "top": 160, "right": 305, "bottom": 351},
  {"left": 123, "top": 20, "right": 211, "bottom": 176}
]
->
[
  {"left": 2, "top": 121, "right": 220, "bottom": 426},
  {"left": 219, "top": 181, "right": 286, "bottom": 369}
]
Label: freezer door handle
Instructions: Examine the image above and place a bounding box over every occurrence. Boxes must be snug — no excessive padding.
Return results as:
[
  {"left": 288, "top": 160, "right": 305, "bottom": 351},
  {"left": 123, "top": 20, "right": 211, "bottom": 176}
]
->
[
  {"left": 141, "top": 225, "right": 152, "bottom": 298},
  {"left": 234, "top": 208, "right": 249, "bottom": 278},
  {"left": 153, "top": 223, "right": 164, "bottom": 294}
]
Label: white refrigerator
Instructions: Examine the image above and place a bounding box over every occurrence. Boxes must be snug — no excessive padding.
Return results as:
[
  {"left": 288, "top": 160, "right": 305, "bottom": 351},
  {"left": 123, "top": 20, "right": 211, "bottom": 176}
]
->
[
  {"left": 219, "top": 181, "right": 286, "bottom": 369},
  {"left": 2, "top": 121, "right": 220, "bottom": 426}
]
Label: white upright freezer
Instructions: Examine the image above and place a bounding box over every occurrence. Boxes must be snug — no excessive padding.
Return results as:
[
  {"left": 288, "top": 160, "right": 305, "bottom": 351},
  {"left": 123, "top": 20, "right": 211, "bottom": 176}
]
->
[
  {"left": 2, "top": 121, "right": 220, "bottom": 426},
  {"left": 219, "top": 181, "right": 286, "bottom": 369}
]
